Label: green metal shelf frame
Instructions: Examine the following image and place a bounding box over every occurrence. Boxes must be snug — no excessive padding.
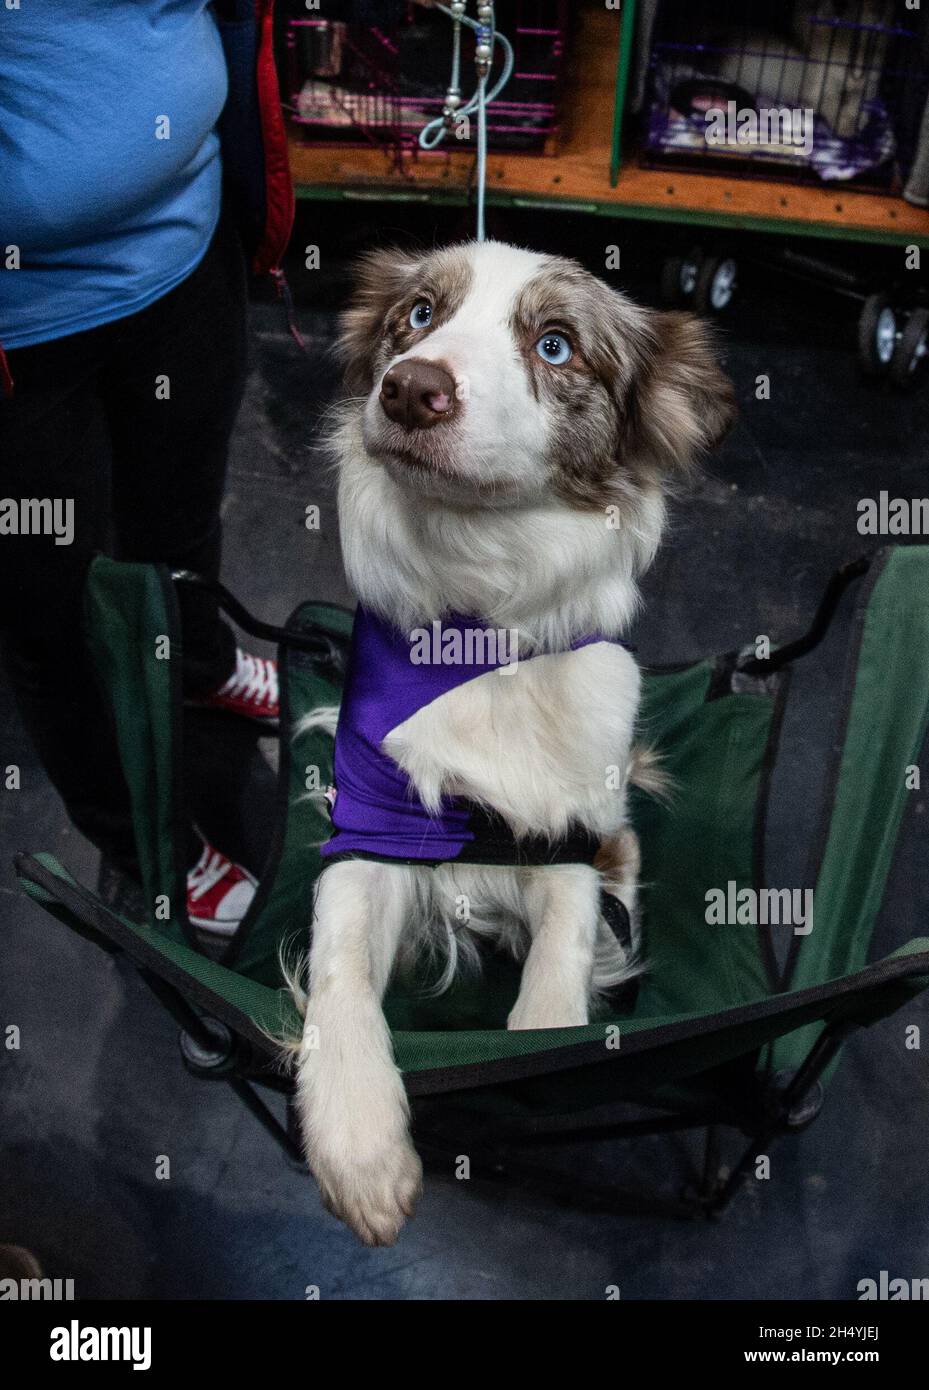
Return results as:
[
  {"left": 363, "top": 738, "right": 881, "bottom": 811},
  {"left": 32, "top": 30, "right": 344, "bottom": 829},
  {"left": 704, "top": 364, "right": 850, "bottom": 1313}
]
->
[
  {"left": 610, "top": 0, "right": 639, "bottom": 184},
  {"left": 294, "top": 181, "right": 929, "bottom": 247}
]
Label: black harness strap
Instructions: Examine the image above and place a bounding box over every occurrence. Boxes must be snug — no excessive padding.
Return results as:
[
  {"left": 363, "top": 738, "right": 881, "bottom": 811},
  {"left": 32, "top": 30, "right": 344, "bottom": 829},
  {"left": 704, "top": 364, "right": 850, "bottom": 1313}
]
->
[{"left": 600, "top": 889, "right": 632, "bottom": 951}]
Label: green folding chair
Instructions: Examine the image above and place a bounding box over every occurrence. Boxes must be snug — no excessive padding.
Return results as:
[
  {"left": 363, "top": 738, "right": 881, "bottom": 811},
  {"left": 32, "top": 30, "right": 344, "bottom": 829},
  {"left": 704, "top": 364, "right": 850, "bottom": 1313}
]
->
[{"left": 14, "top": 546, "right": 929, "bottom": 1217}]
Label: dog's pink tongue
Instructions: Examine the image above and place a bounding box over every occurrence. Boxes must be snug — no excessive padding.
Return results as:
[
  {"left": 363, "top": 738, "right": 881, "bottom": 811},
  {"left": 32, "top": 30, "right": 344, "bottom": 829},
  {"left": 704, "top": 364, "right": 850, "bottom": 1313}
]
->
[{"left": 426, "top": 391, "right": 452, "bottom": 414}]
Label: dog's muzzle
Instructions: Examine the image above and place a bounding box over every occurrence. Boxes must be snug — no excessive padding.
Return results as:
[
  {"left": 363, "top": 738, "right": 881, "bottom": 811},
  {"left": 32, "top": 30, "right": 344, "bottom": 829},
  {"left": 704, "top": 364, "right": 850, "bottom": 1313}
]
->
[{"left": 379, "top": 358, "right": 456, "bottom": 431}]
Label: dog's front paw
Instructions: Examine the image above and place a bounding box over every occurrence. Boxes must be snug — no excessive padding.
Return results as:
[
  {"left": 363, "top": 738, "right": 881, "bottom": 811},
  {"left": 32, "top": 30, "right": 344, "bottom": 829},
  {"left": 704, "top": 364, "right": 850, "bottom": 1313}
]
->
[
  {"left": 296, "top": 1035, "right": 423, "bottom": 1245},
  {"left": 507, "top": 997, "right": 588, "bottom": 1031},
  {"left": 310, "top": 1131, "right": 423, "bottom": 1247}
]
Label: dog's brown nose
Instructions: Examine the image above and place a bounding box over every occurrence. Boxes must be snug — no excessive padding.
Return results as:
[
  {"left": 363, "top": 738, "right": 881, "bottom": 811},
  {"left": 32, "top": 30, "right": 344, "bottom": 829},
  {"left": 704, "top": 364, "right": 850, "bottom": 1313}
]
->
[{"left": 379, "top": 358, "right": 456, "bottom": 430}]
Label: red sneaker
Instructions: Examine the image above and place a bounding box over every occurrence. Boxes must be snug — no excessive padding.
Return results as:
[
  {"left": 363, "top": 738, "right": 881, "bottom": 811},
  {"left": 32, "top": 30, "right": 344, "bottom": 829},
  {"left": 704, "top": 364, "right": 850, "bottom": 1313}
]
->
[
  {"left": 193, "top": 647, "right": 279, "bottom": 724},
  {"left": 187, "top": 841, "right": 257, "bottom": 937}
]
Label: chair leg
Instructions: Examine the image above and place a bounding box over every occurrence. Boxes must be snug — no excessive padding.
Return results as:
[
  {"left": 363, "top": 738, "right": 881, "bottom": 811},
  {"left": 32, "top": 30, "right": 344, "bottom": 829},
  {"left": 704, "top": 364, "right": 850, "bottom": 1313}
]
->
[
  {"left": 699, "top": 1124, "right": 722, "bottom": 1203},
  {"left": 707, "top": 1019, "right": 860, "bottom": 1215},
  {"left": 706, "top": 1129, "right": 775, "bottom": 1215},
  {"left": 227, "top": 1076, "right": 305, "bottom": 1164}
]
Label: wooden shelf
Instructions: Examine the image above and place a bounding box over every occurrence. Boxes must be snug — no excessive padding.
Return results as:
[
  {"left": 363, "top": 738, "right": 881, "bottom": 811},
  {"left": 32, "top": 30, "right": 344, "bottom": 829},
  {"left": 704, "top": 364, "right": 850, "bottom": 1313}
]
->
[{"left": 288, "top": 8, "right": 929, "bottom": 248}]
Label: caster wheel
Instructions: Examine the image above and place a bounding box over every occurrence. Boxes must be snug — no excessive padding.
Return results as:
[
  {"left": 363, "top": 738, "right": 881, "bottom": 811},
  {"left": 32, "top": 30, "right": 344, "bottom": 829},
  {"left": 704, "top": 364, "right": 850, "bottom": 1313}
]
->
[
  {"left": 179, "top": 1017, "right": 234, "bottom": 1074},
  {"left": 857, "top": 293, "right": 898, "bottom": 376},
  {"left": 889, "top": 306, "right": 929, "bottom": 389},
  {"left": 659, "top": 247, "right": 702, "bottom": 306},
  {"left": 692, "top": 255, "right": 738, "bottom": 315}
]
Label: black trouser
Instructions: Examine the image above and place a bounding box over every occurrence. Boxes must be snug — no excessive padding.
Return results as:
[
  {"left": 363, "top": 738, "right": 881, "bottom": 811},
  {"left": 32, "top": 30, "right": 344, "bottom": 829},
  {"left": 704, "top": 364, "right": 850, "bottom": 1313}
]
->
[{"left": 0, "top": 212, "right": 248, "bottom": 877}]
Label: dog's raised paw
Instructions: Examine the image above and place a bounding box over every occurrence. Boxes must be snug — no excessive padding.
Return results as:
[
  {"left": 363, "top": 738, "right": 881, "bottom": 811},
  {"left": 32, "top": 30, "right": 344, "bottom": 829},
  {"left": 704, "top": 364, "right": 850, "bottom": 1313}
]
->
[{"left": 312, "top": 1138, "right": 423, "bottom": 1247}]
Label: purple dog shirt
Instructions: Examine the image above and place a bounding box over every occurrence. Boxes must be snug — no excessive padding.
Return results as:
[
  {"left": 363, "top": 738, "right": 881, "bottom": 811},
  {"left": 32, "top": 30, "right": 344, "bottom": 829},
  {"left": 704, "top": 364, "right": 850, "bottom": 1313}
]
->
[{"left": 319, "top": 606, "right": 628, "bottom": 867}]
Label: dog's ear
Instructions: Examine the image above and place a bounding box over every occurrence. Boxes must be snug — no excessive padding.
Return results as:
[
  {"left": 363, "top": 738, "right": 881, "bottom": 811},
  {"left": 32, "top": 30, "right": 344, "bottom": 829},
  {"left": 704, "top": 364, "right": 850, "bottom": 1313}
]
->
[
  {"left": 623, "top": 310, "right": 736, "bottom": 481},
  {"left": 338, "top": 247, "right": 424, "bottom": 395}
]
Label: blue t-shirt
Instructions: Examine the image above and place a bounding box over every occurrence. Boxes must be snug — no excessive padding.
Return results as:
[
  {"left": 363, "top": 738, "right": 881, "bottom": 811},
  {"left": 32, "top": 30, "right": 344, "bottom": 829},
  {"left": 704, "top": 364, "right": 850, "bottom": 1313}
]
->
[{"left": 0, "top": 1, "right": 228, "bottom": 349}]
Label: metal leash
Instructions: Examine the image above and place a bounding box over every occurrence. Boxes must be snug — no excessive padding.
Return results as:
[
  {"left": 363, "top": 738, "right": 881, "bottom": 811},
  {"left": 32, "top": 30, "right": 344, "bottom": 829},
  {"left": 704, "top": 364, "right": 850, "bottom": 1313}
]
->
[{"left": 418, "top": 2, "right": 514, "bottom": 242}]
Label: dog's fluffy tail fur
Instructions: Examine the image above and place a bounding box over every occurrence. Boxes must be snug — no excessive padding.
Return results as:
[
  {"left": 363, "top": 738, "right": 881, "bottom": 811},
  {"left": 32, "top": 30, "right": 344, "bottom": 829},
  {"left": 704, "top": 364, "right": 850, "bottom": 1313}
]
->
[
  {"left": 294, "top": 704, "right": 340, "bottom": 740},
  {"left": 628, "top": 741, "right": 673, "bottom": 802}
]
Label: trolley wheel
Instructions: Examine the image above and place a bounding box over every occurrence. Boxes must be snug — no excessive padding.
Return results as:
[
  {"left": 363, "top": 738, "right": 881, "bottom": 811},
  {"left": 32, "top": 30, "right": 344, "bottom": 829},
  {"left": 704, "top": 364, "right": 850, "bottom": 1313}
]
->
[
  {"left": 659, "top": 247, "right": 702, "bottom": 306},
  {"left": 179, "top": 1017, "right": 234, "bottom": 1075},
  {"left": 889, "top": 307, "right": 929, "bottom": 389},
  {"left": 857, "top": 293, "right": 898, "bottom": 376},
  {"left": 692, "top": 255, "right": 738, "bottom": 315}
]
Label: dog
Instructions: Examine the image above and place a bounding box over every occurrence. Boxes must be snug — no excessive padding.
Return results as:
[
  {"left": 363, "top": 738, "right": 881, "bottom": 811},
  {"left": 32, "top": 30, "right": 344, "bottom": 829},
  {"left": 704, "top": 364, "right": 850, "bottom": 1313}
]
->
[
  {"left": 792, "top": 0, "right": 893, "bottom": 141},
  {"left": 704, "top": 1, "right": 893, "bottom": 142},
  {"left": 291, "top": 240, "right": 734, "bottom": 1245}
]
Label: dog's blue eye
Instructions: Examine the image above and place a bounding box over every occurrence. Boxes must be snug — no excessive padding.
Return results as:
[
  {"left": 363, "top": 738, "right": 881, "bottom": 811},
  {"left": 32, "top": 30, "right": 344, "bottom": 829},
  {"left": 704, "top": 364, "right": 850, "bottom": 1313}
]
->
[
  {"left": 409, "top": 300, "right": 433, "bottom": 328},
  {"left": 534, "top": 332, "right": 572, "bottom": 365}
]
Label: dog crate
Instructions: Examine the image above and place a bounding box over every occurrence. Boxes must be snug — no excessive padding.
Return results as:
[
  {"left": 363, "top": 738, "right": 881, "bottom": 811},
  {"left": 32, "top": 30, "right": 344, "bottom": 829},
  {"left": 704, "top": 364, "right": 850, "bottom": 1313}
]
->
[
  {"left": 282, "top": 0, "right": 570, "bottom": 159},
  {"left": 641, "top": 0, "right": 929, "bottom": 189}
]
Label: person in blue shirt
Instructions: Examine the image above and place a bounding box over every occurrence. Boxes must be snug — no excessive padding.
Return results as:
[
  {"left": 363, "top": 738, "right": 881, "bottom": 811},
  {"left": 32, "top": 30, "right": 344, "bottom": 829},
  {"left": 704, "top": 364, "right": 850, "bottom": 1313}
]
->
[{"left": 0, "top": 1, "right": 283, "bottom": 934}]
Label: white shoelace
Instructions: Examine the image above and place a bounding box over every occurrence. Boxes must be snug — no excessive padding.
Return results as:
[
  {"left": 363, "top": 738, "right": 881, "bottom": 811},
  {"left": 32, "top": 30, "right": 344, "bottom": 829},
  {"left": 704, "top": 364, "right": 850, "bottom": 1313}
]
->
[
  {"left": 218, "top": 647, "right": 278, "bottom": 707},
  {"left": 187, "top": 847, "right": 232, "bottom": 902}
]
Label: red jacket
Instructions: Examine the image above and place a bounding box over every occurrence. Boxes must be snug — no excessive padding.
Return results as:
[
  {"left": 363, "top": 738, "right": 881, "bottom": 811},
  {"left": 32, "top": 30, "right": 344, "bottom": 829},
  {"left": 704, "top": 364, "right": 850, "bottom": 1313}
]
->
[{"left": 217, "top": 0, "right": 295, "bottom": 279}]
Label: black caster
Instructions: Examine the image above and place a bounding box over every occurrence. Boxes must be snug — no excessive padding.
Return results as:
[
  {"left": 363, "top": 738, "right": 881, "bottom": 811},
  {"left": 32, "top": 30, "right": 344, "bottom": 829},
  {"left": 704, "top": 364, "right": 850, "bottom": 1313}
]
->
[
  {"left": 770, "top": 1068, "right": 825, "bottom": 1130},
  {"left": 659, "top": 246, "right": 702, "bottom": 307},
  {"left": 179, "top": 1017, "right": 235, "bottom": 1076},
  {"left": 857, "top": 292, "right": 898, "bottom": 376},
  {"left": 692, "top": 254, "right": 738, "bottom": 315},
  {"left": 889, "top": 306, "right": 929, "bottom": 389}
]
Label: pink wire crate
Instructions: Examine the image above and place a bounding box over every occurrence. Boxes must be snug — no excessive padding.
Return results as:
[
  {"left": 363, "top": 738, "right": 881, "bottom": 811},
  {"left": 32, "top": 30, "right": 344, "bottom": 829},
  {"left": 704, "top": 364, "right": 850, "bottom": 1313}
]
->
[{"left": 284, "top": 2, "right": 570, "bottom": 158}]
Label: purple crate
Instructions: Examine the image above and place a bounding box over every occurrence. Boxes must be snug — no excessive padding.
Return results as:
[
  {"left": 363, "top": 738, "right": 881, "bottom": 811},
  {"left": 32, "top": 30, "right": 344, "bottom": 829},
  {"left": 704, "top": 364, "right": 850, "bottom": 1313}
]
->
[{"left": 641, "top": 0, "right": 927, "bottom": 191}]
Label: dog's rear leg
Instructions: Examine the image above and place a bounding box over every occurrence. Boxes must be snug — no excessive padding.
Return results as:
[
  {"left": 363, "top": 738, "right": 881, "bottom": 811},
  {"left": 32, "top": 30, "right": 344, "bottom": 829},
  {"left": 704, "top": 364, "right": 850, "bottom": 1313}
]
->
[
  {"left": 507, "top": 864, "right": 600, "bottom": 1031},
  {"left": 295, "top": 859, "right": 422, "bottom": 1246}
]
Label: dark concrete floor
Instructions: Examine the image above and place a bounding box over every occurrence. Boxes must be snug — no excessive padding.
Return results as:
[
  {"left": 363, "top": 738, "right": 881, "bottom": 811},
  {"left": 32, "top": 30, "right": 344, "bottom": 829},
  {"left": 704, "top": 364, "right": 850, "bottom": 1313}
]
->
[{"left": 1, "top": 207, "right": 927, "bottom": 1299}]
